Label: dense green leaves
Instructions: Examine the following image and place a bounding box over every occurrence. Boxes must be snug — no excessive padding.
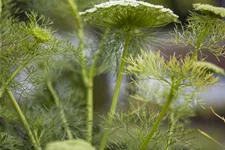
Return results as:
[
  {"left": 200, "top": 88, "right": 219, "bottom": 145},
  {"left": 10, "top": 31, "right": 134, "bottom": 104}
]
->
[{"left": 172, "top": 6, "right": 225, "bottom": 57}]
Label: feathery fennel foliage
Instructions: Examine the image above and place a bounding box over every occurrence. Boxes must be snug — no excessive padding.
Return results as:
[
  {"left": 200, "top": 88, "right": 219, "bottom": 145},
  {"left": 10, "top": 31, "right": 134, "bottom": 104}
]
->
[
  {"left": 125, "top": 50, "right": 223, "bottom": 149},
  {"left": 0, "top": 132, "right": 23, "bottom": 150},
  {"left": 1, "top": 1, "right": 85, "bottom": 149},
  {"left": 100, "top": 101, "right": 196, "bottom": 150},
  {"left": 172, "top": 6, "right": 225, "bottom": 58},
  {"left": 1, "top": 1, "right": 225, "bottom": 150}
]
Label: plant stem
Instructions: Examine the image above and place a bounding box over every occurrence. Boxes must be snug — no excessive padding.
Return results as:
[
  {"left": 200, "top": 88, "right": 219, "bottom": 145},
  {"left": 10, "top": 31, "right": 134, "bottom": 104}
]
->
[
  {"left": 67, "top": 0, "right": 92, "bottom": 142},
  {"left": 86, "top": 28, "right": 110, "bottom": 143},
  {"left": 86, "top": 79, "right": 93, "bottom": 142},
  {"left": 0, "top": 0, "right": 2, "bottom": 15},
  {"left": 5, "top": 89, "right": 41, "bottom": 150},
  {"left": 89, "top": 28, "right": 110, "bottom": 78},
  {"left": 100, "top": 31, "right": 132, "bottom": 150},
  {"left": 139, "top": 82, "right": 177, "bottom": 150},
  {"left": 165, "top": 113, "right": 176, "bottom": 150},
  {"left": 198, "top": 129, "right": 225, "bottom": 148},
  {"left": 192, "top": 24, "right": 210, "bottom": 60},
  {"left": 0, "top": 56, "right": 34, "bottom": 99},
  {"left": 66, "top": 0, "right": 88, "bottom": 85},
  {"left": 47, "top": 80, "right": 73, "bottom": 140}
]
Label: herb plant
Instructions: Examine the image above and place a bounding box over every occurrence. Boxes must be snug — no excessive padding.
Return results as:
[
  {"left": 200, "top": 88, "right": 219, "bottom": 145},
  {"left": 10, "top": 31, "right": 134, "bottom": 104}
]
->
[{"left": 0, "top": 0, "right": 225, "bottom": 150}]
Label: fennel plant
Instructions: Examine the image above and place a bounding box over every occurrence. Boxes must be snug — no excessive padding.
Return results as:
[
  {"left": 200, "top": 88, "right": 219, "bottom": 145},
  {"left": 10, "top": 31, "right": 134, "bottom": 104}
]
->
[{"left": 0, "top": 0, "right": 225, "bottom": 150}]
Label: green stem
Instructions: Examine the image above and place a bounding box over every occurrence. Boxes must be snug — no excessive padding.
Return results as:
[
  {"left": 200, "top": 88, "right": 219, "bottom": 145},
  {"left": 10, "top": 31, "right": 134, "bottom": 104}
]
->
[
  {"left": 67, "top": 0, "right": 92, "bottom": 142},
  {"left": 5, "top": 89, "right": 40, "bottom": 150},
  {"left": 100, "top": 31, "right": 132, "bottom": 150},
  {"left": 66, "top": 0, "right": 88, "bottom": 85},
  {"left": 89, "top": 28, "right": 110, "bottom": 78},
  {"left": 86, "top": 28, "right": 110, "bottom": 143},
  {"left": 165, "top": 113, "right": 176, "bottom": 150},
  {"left": 86, "top": 79, "right": 93, "bottom": 142},
  {"left": 0, "top": 56, "right": 34, "bottom": 99},
  {"left": 47, "top": 80, "right": 73, "bottom": 140},
  {"left": 0, "top": 0, "right": 2, "bottom": 15},
  {"left": 192, "top": 24, "right": 210, "bottom": 60},
  {"left": 139, "top": 82, "right": 177, "bottom": 150}
]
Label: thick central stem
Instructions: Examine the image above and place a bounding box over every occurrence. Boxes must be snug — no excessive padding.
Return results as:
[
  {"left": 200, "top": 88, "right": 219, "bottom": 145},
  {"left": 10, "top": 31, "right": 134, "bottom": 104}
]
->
[
  {"left": 139, "top": 82, "right": 177, "bottom": 150},
  {"left": 100, "top": 31, "right": 132, "bottom": 150}
]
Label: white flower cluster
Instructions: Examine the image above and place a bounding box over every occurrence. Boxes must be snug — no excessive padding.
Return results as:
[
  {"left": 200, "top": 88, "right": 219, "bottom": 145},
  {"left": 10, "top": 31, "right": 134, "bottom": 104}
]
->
[{"left": 80, "top": 0, "right": 178, "bottom": 18}]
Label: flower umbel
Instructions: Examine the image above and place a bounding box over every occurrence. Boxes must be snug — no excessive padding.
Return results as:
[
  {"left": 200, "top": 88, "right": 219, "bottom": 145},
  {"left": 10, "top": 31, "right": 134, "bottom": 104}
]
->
[
  {"left": 80, "top": 0, "right": 178, "bottom": 29},
  {"left": 193, "top": 3, "right": 225, "bottom": 18}
]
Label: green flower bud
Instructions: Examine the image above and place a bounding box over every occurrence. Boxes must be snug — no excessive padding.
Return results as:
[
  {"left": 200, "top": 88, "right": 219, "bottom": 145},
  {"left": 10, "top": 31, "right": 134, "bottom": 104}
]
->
[{"left": 30, "top": 26, "right": 51, "bottom": 43}]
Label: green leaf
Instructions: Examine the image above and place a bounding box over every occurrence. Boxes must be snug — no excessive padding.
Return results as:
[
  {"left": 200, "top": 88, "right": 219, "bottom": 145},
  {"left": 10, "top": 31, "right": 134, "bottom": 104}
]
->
[{"left": 45, "top": 139, "right": 96, "bottom": 150}]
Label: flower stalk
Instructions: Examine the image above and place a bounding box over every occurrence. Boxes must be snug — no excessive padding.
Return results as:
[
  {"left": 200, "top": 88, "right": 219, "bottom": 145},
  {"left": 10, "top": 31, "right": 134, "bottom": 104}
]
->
[
  {"left": 0, "top": 55, "right": 34, "bottom": 99},
  {"left": 6, "top": 89, "right": 41, "bottom": 150},
  {"left": 139, "top": 81, "right": 177, "bottom": 150},
  {"left": 0, "top": 0, "right": 2, "bottom": 15},
  {"left": 66, "top": 0, "right": 92, "bottom": 142},
  {"left": 100, "top": 31, "right": 132, "bottom": 150},
  {"left": 47, "top": 80, "right": 73, "bottom": 140},
  {"left": 86, "top": 28, "right": 111, "bottom": 143}
]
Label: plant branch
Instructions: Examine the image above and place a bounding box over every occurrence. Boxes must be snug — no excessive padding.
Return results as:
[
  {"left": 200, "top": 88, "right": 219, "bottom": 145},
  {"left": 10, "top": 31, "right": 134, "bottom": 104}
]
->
[
  {"left": 192, "top": 24, "right": 210, "bottom": 60},
  {"left": 66, "top": 0, "right": 88, "bottom": 85},
  {"left": 210, "top": 107, "right": 225, "bottom": 123},
  {"left": 139, "top": 81, "right": 177, "bottom": 150},
  {"left": 67, "top": 0, "right": 91, "bottom": 142},
  {"left": 5, "top": 89, "right": 41, "bottom": 150},
  {"left": 0, "top": 0, "right": 2, "bottom": 15},
  {"left": 86, "top": 28, "right": 110, "bottom": 143},
  {"left": 165, "top": 112, "right": 176, "bottom": 150},
  {"left": 100, "top": 31, "right": 132, "bottom": 150},
  {"left": 89, "top": 28, "right": 110, "bottom": 78},
  {"left": 0, "top": 55, "right": 34, "bottom": 99},
  {"left": 198, "top": 129, "right": 225, "bottom": 148},
  {"left": 47, "top": 80, "right": 73, "bottom": 140}
]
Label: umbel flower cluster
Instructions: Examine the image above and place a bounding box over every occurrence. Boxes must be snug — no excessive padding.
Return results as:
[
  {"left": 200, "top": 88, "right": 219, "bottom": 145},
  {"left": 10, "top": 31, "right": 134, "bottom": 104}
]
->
[
  {"left": 80, "top": 0, "right": 178, "bottom": 29},
  {"left": 194, "top": 3, "right": 225, "bottom": 17}
]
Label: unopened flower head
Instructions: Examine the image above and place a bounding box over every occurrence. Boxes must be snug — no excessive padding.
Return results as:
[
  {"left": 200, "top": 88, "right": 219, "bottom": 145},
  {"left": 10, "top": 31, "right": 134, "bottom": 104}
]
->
[
  {"left": 80, "top": 0, "right": 178, "bottom": 29},
  {"left": 193, "top": 3, "right": 225, "bottom": 18},
  {"left": 30, "top": 26, "right": 52, "bottom": 43}
]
